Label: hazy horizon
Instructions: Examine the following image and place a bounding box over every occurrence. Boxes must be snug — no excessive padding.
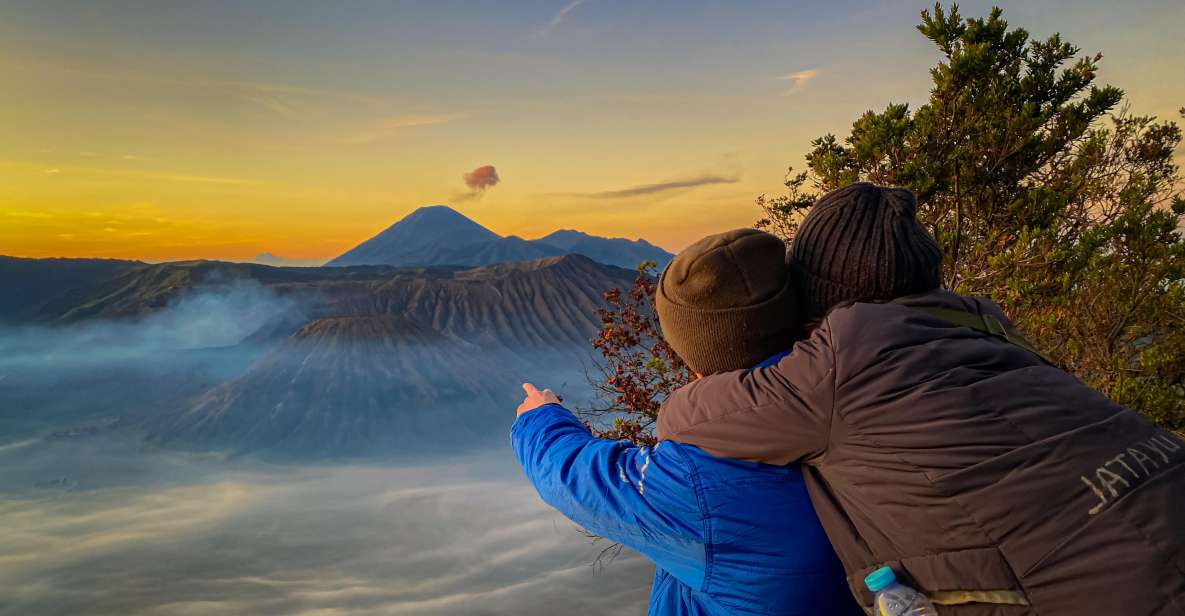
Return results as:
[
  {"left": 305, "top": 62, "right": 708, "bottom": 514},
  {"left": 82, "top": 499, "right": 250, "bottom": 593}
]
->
[{"left": 4, "top": 0, "right": 1183, "bottom": 262}]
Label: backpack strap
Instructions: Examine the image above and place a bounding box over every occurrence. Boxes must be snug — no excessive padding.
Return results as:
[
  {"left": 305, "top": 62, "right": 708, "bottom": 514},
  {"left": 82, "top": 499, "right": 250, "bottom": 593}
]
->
[{"left": 917, "top": 306, "right": 1054, "bottom": 365}]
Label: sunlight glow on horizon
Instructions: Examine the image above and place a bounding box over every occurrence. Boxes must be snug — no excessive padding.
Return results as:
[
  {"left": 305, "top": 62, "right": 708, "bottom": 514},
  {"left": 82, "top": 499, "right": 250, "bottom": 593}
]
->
[{"left": 2, "top": 1, "right": 1182, "bottom": 262}]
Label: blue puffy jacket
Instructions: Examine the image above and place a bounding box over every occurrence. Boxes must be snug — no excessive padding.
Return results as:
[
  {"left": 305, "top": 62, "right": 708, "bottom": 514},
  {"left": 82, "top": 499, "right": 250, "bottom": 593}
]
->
[{"left": 511, "top": 385, "right": 861, "bottom": 614}]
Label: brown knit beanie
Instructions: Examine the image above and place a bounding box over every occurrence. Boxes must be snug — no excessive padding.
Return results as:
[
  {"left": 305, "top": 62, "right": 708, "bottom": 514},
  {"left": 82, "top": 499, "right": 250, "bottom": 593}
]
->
[
  {"left": 656, "top": 229, "right": 799, "bottom": 375},
  {"left": 790, "top": 182, "right": 943, "bottom": 319}
]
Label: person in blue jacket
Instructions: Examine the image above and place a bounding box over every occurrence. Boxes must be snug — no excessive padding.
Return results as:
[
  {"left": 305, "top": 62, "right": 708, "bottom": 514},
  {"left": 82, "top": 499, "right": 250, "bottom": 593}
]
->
[{"left": 512, "top": 229, "right": 862, "bottom": 615}]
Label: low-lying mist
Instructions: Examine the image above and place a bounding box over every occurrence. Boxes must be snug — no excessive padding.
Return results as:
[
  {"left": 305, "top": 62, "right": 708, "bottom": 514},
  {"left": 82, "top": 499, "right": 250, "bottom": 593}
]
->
[
  {"left": 0, "top": 441, "right": 650, "bottom": 616},
  {"left": 0, "top": 281, "right": 298, "bottom": 437},
  {"left": 0, "top": 279, "right": 299, "bottom": 367},
  {"left": 0, "top": 279, "right": 648, "bottom": 614}
]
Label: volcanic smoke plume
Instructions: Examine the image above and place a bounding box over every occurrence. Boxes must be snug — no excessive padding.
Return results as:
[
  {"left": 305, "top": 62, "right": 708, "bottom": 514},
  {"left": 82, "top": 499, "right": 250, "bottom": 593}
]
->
[{"left": 463, "top": 165, "right": 500, "bottom": 191}]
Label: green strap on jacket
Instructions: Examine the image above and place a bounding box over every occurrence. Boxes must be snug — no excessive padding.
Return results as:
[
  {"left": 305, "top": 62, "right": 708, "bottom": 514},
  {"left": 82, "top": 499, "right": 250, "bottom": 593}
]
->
[{"left": 917, "top": 306, "right": 1054, "bottom": 365}]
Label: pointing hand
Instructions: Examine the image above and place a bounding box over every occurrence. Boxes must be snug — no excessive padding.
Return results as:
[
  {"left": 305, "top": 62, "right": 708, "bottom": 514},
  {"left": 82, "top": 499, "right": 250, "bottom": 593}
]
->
[{"left": 517, "top": 383, "right": 561, "bottom": 416}]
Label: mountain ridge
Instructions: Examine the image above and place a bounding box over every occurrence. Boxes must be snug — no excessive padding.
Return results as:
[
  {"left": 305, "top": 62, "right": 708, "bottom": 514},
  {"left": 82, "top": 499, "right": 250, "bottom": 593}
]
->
[
  {"left": 1, "top": 253, "right": 636, "bottom": 459},
  {"left": 328, "top": 205, "right": 672, "bottom": 269},
  {"left": 150, "top": 313, "right": 521, "bottom": 458}
]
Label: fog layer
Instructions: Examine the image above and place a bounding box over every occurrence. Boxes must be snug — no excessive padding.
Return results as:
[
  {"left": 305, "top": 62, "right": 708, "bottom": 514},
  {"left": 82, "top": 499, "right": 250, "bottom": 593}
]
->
[
  {"left": 0, "top": 276, "right": 650, "bottom": 614},
  {"left": 0, "top": 443, "right": 651, "bottom": 616}
]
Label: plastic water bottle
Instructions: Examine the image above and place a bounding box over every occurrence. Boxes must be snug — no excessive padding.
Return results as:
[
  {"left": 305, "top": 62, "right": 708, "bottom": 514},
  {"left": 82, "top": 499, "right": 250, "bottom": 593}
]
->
[{"left": 865, "top": 566, "right": 938, "bottom": 616}]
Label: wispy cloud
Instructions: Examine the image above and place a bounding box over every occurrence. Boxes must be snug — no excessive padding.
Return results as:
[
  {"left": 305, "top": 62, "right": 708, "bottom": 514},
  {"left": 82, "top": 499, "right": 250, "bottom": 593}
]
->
[
  {"left": 142, "top": 172, "right": 259, "bottom": 185},
  {"left": 218, "top": 78, "right": 387, "bottom": 107},
  {"left": 251, "top": 252, "right": 327, "bottom": 267},
  {"left": 239, "top": 92, "right": 306, "bottom": 119},
  {"left": 80, "top": 167, "right": 257, "bottom": 186},
  {"left": 570, "top": 174, "right": 739, "bottom": 199},
  {"left": 338, "top": 114, "right": 463, "bottom": 145},
  {"left": 538, "top": 0, "right": 588, "bottom": 37},
  {"left": 5, "top": 56, "right": 392, "bottom": 119},
  {"left": 1, "top": 159, "right": 259, "bottom": 186},
  {"left": 224, "top": 80, "right": 394, "bottom": 119},
  {"left": 777, "top": 68, "right": 821, "bottom": 95}
]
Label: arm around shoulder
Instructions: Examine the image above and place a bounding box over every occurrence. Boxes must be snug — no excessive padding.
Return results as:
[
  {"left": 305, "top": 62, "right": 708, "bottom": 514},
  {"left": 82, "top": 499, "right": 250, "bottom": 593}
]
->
[{"left": 656, "top": 321, "right": 837, "bottom": 465}]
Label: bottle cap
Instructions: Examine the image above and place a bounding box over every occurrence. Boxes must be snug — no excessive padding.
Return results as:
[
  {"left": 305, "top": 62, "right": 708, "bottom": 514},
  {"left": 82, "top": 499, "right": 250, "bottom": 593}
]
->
[{"left": 865, "top": 566, "right": 897, "bottom": 592}]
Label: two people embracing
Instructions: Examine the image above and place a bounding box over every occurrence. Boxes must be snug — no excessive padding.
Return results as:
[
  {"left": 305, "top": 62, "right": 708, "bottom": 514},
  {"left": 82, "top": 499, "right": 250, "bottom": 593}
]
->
[{"left": 512, "top": 183, "right": 1185, "bottom": 615}]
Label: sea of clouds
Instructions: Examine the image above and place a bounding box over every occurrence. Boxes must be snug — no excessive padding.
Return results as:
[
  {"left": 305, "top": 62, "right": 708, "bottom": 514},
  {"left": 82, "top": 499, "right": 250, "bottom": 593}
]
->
[
  {"left": 0, "top": 440, "right": 651, "bottom": 616},
  {"left": 0, "top": 281, "right": 651, "bottom": 615}
]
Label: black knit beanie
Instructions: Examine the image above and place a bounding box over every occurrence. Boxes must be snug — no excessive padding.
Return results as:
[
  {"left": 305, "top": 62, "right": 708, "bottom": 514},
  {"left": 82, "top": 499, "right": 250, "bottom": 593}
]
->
[
  {"left": 790, "top": 182, "right": 943, "bottom": 319},
  {"left": 656, "top": 229, "right": 800, "bottom": 375}
]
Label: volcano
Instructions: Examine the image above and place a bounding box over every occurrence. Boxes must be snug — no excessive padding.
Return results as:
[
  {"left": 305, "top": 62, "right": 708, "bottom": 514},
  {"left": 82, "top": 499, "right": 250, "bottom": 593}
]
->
[
  {"left": 535, "top": 229, "right": 672, "bottom": 270},
  {"left": 1, "top": 253, "right": 636, "bottom": 459},
  {"left": 152, "top": 315, "right": 526, "bottom": 457},
  {"left": 327, "top": 205, "right": 672, "bottom": 269}
]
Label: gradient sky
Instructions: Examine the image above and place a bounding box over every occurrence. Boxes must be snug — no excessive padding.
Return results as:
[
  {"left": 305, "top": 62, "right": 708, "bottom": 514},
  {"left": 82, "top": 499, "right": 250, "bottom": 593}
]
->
[{"left": 2, "top": 0, "right": 1182, "bottom": 262}]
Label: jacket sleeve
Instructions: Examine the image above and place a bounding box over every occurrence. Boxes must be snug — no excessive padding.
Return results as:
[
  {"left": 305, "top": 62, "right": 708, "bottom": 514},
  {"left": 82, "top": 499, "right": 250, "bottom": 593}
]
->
[
  {"left": 656, "top": 320, "right": 837, "bottom": 465},
  {"left": 511, "top": 404, "right": 708, "bottom": 589}
]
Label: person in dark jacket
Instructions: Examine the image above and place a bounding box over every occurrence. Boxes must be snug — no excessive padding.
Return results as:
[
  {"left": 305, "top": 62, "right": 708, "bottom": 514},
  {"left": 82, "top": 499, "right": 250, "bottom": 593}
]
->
[
  {"left": 512, "top": 229, "right": 863, "bottom": 616},
  {"left": 656, "top": 183, "right": 1185, "bottom": 615}
]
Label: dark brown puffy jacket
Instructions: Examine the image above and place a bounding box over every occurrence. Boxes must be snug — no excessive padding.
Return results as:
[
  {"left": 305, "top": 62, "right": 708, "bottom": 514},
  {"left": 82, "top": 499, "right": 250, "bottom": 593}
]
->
[{"left": 657, "top": 290, "right": 1185, "bottom": 615}]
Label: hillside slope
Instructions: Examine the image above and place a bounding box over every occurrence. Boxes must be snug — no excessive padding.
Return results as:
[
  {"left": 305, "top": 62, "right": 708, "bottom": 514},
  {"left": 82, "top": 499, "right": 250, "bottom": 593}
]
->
[
  {"left": 535, "top": 229, "right": 672, "bottom": 269},
  {"left": 0, "top": 257, "right": 145, "bottom": 322},
  {"left": 327, "top": 205, "right": 672, "bottom": 269},
  {"left": 328, "top": 205, "right": 500, "bottom": 267},
  {"left": 2, "top": 254, "right": 634, "bottom": 458},
  {"left": 151, "top": 315, "right": 525, "bottom": 457}
]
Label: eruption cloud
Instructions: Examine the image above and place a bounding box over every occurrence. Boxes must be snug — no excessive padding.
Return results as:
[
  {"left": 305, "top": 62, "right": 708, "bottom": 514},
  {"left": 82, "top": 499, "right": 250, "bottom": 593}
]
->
[
  {"left": 463, "top": 165, "right": 500, "bottom": 191},
  {"left": 455, "top": 165, "right": 501, "bottom": 203}
]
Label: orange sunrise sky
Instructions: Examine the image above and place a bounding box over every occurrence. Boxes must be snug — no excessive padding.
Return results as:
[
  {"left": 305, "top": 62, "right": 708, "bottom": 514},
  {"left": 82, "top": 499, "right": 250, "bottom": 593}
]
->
[{"left": 2, "top": 0, "right": 1182, "bottom": 263}]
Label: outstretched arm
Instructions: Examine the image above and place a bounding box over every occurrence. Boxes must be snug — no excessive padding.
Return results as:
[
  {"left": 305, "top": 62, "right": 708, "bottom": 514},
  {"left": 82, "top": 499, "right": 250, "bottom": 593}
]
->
[
  {"left": 512, "top": 389, "right": 708, "bottom": 589},
  {"left": 655, "top": 323, "right": 837, "bottom": 465}
]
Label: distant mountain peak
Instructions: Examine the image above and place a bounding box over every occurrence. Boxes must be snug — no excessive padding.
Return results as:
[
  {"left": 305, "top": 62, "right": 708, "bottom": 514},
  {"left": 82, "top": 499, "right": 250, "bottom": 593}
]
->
[
  {"left": 327, "top": 205, "right": 499, "bottom": 267},
  {"left": 389, "top": 204, "right": 493, "bottom": 232},
  {"left": 533, "top": 229, "right": 672, "bottom": 269},
  {"left": 328, "top": 205, "right": 672, "bottom": 269},
  {"left": 539, "top": 228, "right": 656, "bottom": 245},
  {"left": 545, "top": 228, "right": 589, "bottom": 237},
  {"left": 404, "top": 204, "right": 469, "bottom": 219}
]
